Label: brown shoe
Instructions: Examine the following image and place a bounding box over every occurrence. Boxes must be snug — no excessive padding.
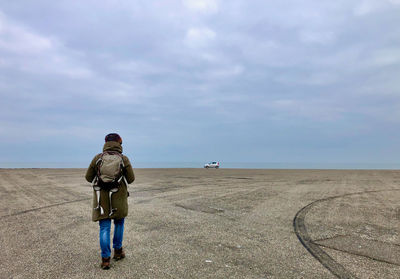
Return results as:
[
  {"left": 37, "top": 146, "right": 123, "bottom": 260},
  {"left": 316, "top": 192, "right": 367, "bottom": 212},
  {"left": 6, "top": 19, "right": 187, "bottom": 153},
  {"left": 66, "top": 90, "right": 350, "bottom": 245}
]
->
[
  {"left": 101, "top": 257, "right": 111, "bottom": 269},
  {"left": 113, "top": 248, "right": 125, "bottom": 260}
]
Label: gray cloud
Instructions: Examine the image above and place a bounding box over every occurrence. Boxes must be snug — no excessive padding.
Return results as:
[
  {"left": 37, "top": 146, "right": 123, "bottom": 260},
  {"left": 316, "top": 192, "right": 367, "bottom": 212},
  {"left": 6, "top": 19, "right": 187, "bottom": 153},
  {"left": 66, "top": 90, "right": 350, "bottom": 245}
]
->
[{"left": 0, "top": 0, "right": 399, "bottom": 166}]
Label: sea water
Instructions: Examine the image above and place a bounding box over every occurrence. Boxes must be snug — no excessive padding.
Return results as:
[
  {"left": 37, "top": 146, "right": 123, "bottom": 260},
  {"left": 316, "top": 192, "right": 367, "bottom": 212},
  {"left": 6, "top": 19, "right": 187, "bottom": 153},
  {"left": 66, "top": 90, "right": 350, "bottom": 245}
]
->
[{"left": 0, "top": 161, "right": 399, "bottom": 169}]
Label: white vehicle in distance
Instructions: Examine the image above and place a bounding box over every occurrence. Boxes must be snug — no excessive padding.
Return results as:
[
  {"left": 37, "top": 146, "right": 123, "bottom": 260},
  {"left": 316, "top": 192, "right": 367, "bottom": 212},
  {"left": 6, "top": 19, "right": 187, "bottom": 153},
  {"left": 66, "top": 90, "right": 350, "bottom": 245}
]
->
[{"left": 204, "top": 161, "right": 220, "bottom": 168}]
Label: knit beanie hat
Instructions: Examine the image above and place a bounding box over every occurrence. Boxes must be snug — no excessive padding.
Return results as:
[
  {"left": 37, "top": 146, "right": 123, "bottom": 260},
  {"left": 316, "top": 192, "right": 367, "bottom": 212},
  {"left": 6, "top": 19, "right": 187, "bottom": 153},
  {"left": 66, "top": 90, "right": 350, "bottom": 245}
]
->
[{"left": 105, "top": 133, "right": 122, "bottom": 144}]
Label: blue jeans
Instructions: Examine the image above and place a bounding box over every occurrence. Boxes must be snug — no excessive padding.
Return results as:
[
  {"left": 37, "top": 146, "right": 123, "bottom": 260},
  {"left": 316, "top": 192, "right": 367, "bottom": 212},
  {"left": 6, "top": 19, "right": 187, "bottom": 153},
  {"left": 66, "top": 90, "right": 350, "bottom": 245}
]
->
[{"left": 99, "top": 218, "right": 125, "bottom": 258}]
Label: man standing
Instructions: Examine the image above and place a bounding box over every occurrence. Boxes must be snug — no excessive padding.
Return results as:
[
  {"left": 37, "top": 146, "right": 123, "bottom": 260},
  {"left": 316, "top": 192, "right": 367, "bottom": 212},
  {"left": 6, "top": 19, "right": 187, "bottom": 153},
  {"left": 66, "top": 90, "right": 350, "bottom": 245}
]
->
[{"left": 85, "top": 133, "right": 135, "bottom": 269}]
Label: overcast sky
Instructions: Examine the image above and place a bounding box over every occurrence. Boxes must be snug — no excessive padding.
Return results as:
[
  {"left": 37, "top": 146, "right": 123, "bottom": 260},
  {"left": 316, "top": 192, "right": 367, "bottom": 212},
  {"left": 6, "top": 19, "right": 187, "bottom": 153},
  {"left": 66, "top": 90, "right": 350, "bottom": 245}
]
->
[{"left": 0, "top": 0, "right": 400, "bottom": 167}]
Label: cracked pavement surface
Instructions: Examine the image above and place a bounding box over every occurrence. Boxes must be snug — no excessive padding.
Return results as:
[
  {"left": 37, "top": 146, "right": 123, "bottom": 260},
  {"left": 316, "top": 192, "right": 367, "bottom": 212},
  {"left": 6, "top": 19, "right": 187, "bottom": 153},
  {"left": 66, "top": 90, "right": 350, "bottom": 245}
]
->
[{"left": 1, "top": 168, "right": 399, "bottom": 278}]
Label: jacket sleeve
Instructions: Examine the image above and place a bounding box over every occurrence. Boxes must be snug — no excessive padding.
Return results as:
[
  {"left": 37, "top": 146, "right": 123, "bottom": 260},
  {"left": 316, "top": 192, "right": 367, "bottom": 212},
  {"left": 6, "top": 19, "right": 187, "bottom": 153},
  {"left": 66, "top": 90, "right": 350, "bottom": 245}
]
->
[
  {"left": 85, "top": 155, "right": 99, "bottom": 183},
  {"left": 123, "top": 156, "right": 135, "bottom": 184}
]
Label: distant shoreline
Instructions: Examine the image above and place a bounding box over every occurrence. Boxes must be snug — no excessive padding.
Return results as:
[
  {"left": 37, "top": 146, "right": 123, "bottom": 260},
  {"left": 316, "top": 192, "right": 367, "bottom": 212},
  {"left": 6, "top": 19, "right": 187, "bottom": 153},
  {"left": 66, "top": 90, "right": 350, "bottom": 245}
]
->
[
  {"left": 0, "top": 166, "right": 399, "bottom": 171},
  {"left": 1, "top": 161, "right": 399, "bottom": 170}
]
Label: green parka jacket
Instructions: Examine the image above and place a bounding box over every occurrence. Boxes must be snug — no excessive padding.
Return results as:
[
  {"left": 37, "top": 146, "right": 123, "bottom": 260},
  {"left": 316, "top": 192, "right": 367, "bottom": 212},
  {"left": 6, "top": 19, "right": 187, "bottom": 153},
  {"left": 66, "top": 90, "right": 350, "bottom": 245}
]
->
[{"left": 85, "top": 141, "right": 135, "bottom": 222}]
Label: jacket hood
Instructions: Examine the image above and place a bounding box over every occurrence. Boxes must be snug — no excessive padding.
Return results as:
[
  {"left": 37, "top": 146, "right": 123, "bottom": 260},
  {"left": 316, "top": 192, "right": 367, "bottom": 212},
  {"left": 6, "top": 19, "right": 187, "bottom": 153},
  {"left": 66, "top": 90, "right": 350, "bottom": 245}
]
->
[{"left": 103, "top": 141, "right": 123, "bottom": 153}]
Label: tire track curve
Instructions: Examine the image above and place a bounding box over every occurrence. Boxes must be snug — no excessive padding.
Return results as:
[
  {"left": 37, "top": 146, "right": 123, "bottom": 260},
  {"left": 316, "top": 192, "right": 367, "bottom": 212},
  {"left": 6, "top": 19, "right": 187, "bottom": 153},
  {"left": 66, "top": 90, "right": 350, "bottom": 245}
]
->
[{"left": 293, "top": 189, "right": 400, "bottom": 279}]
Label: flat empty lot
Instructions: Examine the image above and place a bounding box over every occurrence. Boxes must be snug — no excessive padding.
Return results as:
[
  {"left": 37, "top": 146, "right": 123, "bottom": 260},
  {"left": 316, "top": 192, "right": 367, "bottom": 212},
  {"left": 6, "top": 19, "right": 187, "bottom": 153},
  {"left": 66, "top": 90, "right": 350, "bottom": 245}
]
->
[{"left": 1, "top": 168, "right": 400, "bottom": 279}]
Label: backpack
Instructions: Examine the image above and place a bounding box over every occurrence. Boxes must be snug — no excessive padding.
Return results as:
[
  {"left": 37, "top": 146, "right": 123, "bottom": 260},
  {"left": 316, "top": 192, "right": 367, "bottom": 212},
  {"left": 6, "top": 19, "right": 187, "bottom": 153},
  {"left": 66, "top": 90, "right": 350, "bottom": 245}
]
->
[{"left": 95, "top": 151, "right": 124, "bottom": 190}]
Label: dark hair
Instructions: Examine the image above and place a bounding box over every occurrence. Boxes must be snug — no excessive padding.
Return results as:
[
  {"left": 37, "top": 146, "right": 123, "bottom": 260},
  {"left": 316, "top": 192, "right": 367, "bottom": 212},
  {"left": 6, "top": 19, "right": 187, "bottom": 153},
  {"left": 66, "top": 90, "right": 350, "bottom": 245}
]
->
[{"left": 105, "top": 133, "right": 122, "bottom": 144}]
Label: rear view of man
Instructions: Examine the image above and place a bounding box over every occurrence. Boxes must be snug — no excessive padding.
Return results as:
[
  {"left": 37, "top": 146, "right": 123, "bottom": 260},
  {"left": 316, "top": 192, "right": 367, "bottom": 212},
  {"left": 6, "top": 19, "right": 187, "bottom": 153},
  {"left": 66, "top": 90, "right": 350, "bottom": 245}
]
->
[{"left": 85, "top": 133, "right": 135, "bottom": 269}]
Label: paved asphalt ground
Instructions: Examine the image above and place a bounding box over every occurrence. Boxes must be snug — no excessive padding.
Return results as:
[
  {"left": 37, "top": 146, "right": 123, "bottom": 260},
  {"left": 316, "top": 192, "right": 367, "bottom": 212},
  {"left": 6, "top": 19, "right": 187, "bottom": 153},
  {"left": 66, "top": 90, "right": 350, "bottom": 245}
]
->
[{"left": 0, "top": 168, "right": 399, "bottom": 278}]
